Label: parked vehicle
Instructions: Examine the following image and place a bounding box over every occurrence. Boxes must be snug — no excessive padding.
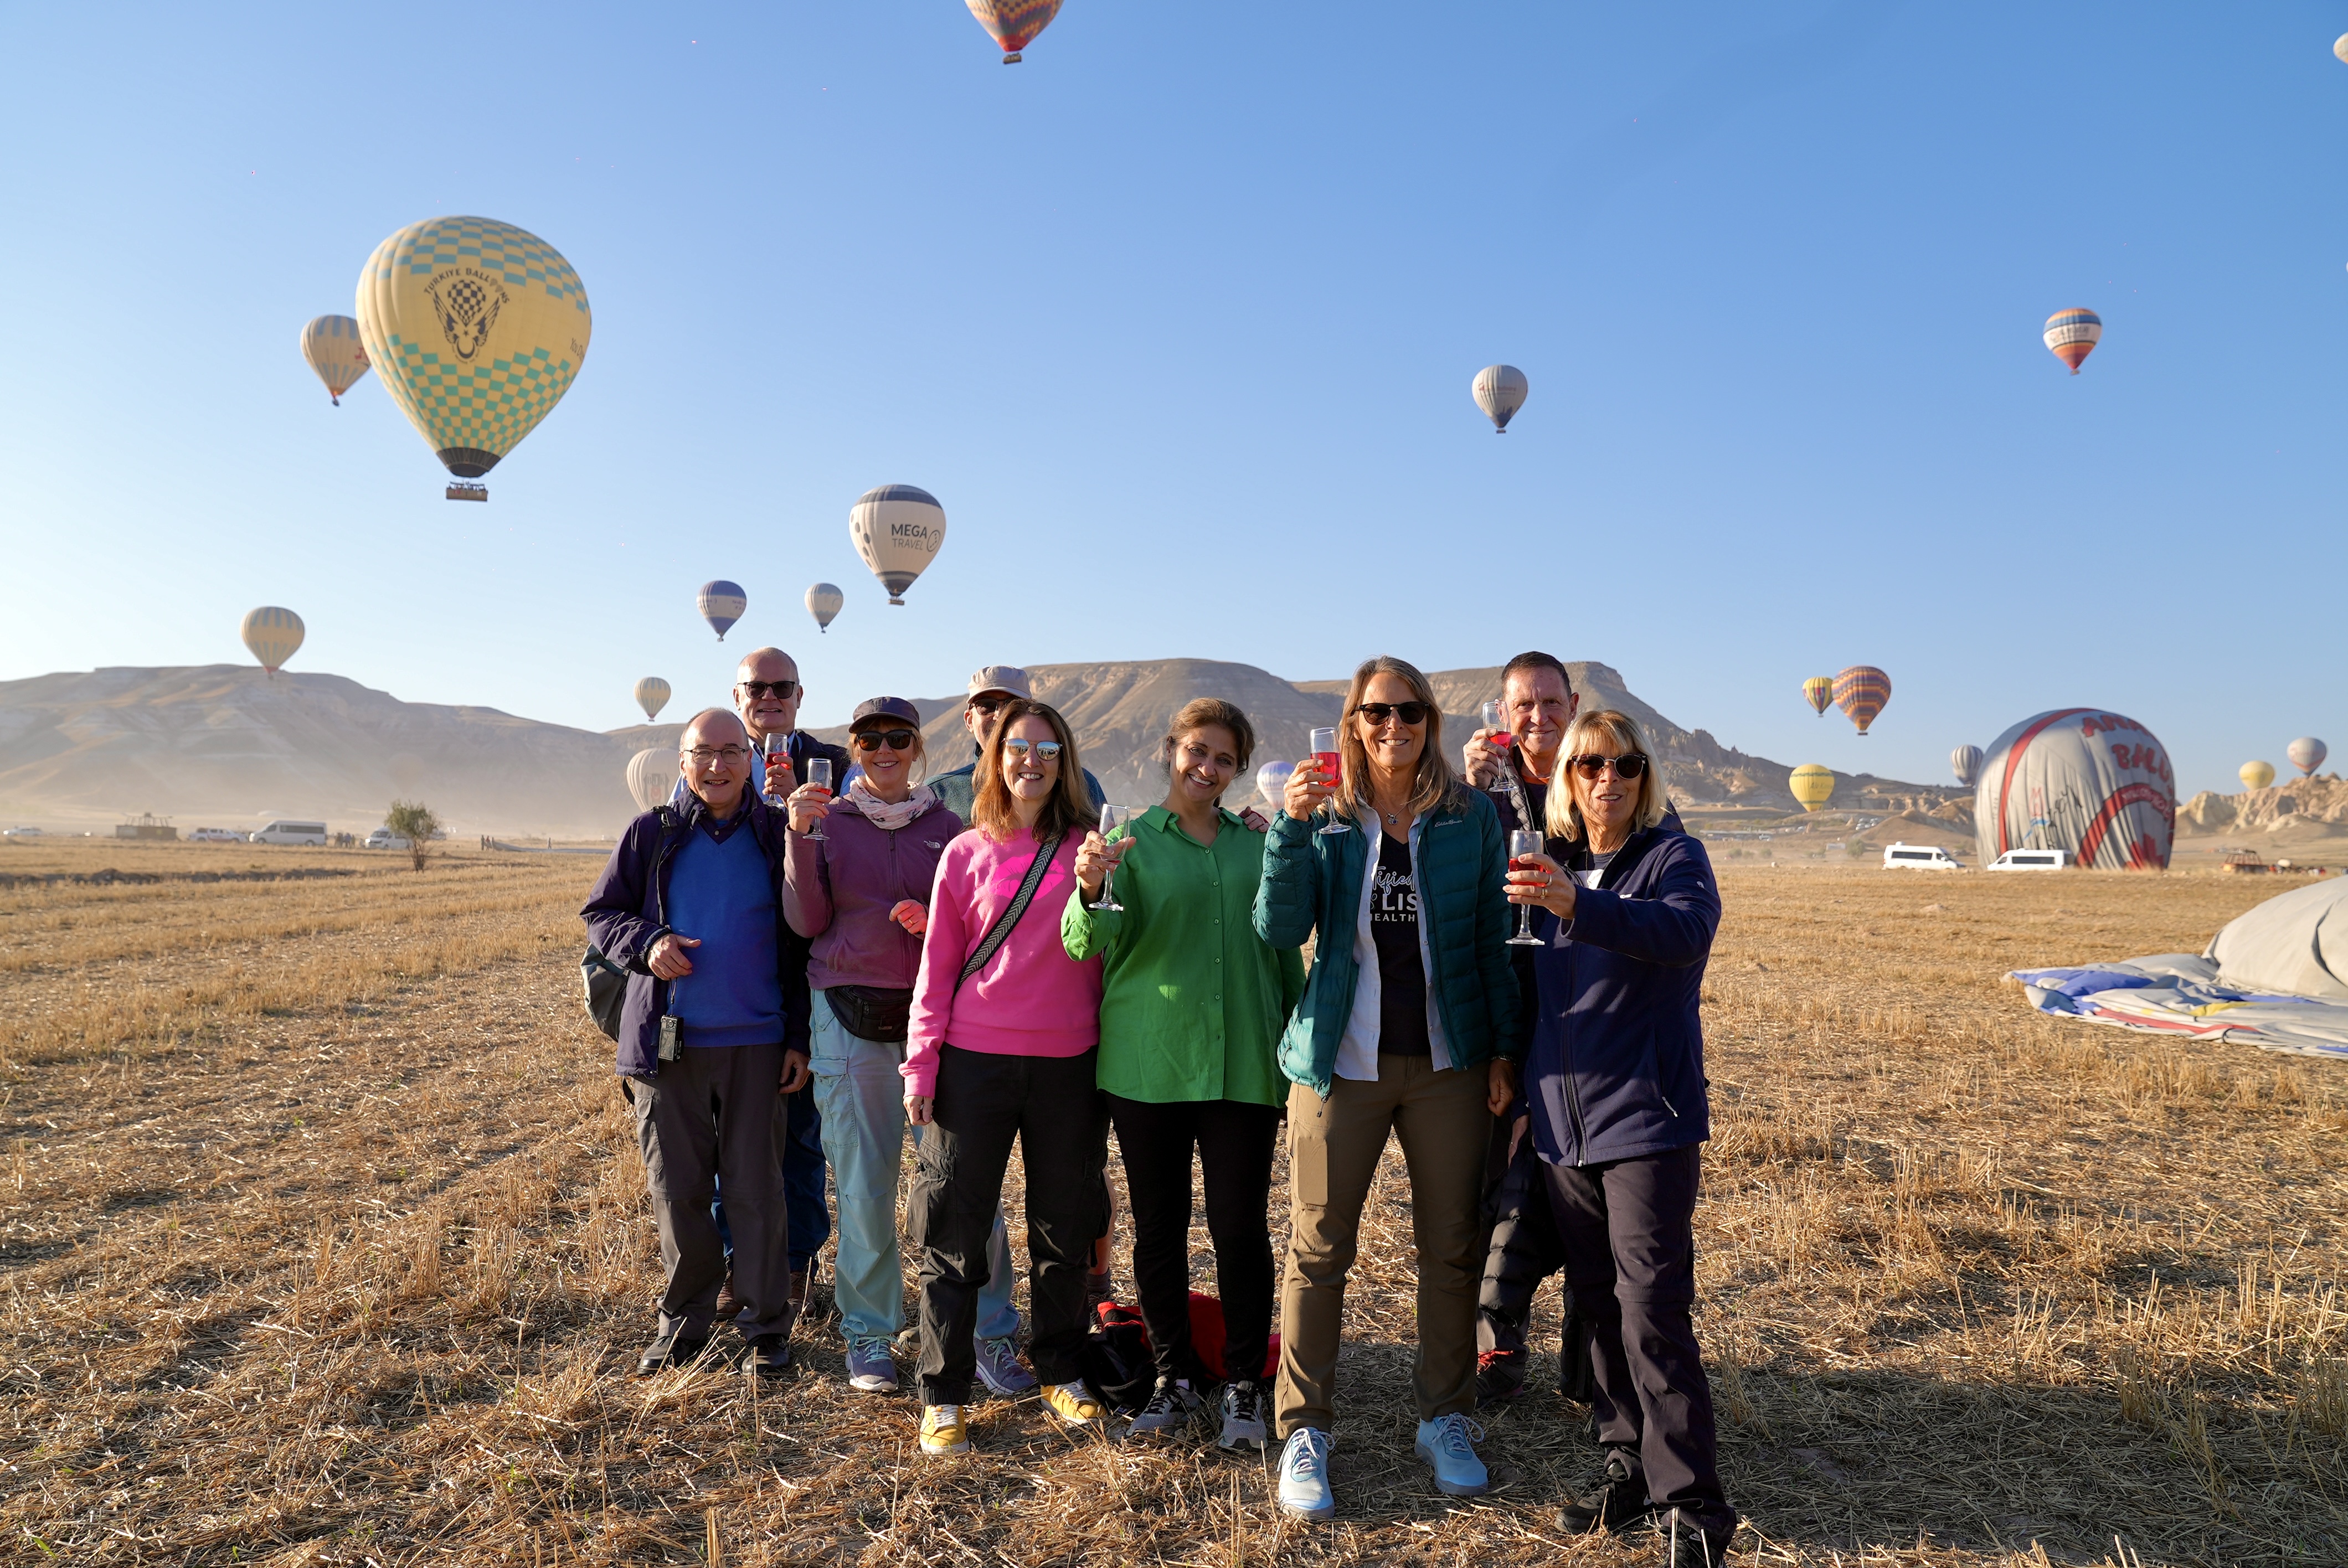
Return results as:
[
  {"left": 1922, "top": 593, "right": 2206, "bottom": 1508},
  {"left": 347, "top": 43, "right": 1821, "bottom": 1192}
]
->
[
  {"left": 364, "top": 829, "right": 414, "bottom": 850},
  {"left": 1882, "top": 842, "right": 1963, "bottom": 870},
  {"left": 251, "top": 821, "right": 329, "bottom": 846},
  {"left": 1987, "top": 848, "right": 2068, "bottom": 871},
  {"left": 186, "top": 827, "right": 244, "bottom": 843},
  {"left": 1, "top": 826, "right": 42, "bottom": 839}
]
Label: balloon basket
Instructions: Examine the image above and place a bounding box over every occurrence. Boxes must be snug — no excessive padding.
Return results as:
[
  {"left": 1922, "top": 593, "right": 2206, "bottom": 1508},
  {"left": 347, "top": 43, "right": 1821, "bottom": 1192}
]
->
[
  {"left": 445, "top": 482, "right": 488, "bottom": 502},
  {"left": 887, "top": 595, "right": 905, "bottom": 606},
  {"left": 1003, "top": 51, "right": 1022, "bottom": 63}
]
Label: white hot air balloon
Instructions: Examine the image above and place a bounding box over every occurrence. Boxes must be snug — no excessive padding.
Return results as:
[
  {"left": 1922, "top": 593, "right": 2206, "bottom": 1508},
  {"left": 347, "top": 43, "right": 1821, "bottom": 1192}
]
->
[
  {"left": 1472, "top": 364, "right": 1529, "bottom": 433},
  {"left": 634, "top": 677, "right": 671, "bottom": 723},
  {"left": 849, "top": 484, "right": 948, "bottom": 605},
  {"left": 1950, "top": 744, "right": 1984, "bottom": 788},
  {"left": 1255, "top": 760, "right": 1295, "bottom": 807},
  {"left": 2289, "top": 736, "right": 2328, "bottom": 777},
  {"left": 626, "top": 747, "right": 673, "bottom": 813},
  {"left": 2335, "top": 32, "right": 2348, "bottom": 65},
  {"left": 806, "top": 582, "right": 844, "bottom": 633}
]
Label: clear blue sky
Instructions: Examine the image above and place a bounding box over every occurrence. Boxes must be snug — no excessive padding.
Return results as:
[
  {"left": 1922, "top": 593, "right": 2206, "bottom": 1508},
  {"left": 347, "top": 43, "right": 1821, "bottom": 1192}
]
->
[{"left": 3, "top": 3, "right": 2341, "bottom": 797}]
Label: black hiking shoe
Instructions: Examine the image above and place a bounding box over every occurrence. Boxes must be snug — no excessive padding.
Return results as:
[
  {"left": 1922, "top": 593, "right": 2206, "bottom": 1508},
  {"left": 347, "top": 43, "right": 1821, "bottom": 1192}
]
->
[
  {"left": 636, "top": 1329, "right": 711, "bottom": 1375},
  {"left": 1557, "top": 1454, "right": 1651, "bottom": 1536},
  {"left": 1655, "top": 1505, "right": 1737, "bottom": 1566},
  {"left": 744, "top": 1332, "right": 793, "bottom": 1379}
]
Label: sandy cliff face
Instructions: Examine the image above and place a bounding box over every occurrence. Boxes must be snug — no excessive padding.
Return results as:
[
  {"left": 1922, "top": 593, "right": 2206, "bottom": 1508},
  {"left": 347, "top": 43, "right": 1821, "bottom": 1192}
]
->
[{"left": 2179, "top": 775, "right": 2348, "bottom": 835}]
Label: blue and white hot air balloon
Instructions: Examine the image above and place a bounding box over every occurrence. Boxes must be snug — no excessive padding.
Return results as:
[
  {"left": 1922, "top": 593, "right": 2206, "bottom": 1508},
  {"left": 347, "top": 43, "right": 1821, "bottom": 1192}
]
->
[{"left": 698, "top": 580, "right": 748, "bottom": 641}]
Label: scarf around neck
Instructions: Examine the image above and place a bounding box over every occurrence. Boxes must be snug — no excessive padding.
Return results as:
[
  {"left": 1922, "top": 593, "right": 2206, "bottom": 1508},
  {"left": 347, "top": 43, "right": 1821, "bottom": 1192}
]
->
[{"left": 847, "top": 775, "right": 934, "bottom": 832}]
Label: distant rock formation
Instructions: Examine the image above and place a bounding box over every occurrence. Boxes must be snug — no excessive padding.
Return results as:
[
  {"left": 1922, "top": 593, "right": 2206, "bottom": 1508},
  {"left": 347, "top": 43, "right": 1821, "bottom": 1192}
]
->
[{"left": 2179, "top": 775, "right": 2348, "bottom": 835}]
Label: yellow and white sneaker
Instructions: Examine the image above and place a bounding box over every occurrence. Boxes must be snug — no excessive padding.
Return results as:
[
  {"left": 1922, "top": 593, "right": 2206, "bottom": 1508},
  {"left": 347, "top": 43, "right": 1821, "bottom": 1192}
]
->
[
  {"left": 1043, "top": 1381, "right": 1107, "bottom": 1429},
  {"left": 919, "top": 1403, "right": 971, "bottom": 1455}
]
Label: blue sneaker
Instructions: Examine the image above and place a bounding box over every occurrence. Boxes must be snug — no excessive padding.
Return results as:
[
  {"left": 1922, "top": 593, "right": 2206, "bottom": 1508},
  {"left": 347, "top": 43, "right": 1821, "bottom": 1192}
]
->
[
  {"left": 1414, "top": 1412, "right": 1491, "bottom": 1497},
  {"left": 973, "top": 1335, "right": 1038, "bottom": 1396},
  {"left": 1277, "top": 1427, "right": 1336, "bottom": 1520},
  {"left": 844, "top": 1336, "right": 898, "bottom": 1393}
]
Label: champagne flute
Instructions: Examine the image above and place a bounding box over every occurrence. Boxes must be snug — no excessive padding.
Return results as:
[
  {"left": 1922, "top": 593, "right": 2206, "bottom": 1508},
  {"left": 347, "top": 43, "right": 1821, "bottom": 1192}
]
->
[
  {"left": 1506, "top": 829, "right": 1545, "bottom": 946},
  {"left": 804, "top": 756, "right": 832, "bottom": 841},
  {"left": 1480, "top": 699, "right": 1516, "bottom": 767},
  {"left": 1308, "top": 726, "right": 1350, "bottom": 836},
  {"left": 1090, "top": 804, "right": 1136, "bottom": 911}
]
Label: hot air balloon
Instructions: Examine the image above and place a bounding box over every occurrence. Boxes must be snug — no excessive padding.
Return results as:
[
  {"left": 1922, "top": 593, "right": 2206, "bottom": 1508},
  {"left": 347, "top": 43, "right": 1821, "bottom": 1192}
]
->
[
  {"left": 1974, "top": 709, "right": 2176, "bottom": 870},
  {"left": 355, "top": 216, "right": 590, "bottom": 501},
  {"left": 1803, "top": 677, "right": 1834, "bottom": 717},
  {"left": 1833, "top": 666, "right": 1892, "bottom": 736},
  {"left": 698, "top": 581, "right": 748, "bottom": 641},
  {"left": 1951, "top": 744, "right": 1984, "bottom": 789},
  {"left": 2043, "top": 308, "right": 2101, "bottom": 374},
  {"left": 634, "top": 677, "right": 671, "bottom": 723},
  {"left": 300, "top": 314, "right": 370, "bottom": 405},
  {"left": 2241, "top": 760, "right": 2277, "bottom": 792},
  {"left": 1789, "top": 764, "right": 1835, "bottom": 813},
  {"left": 849, "top": 485, "right": 948, "bottom": 606},
  {"left": 626, "top": 747, "right": 673, "bottom": 813},
  {"left": 241, "top": 606, "right": 305, "bottom": 677},
  {"left": 1256, "top": 760, "right": 1295, "bottom": 807},
  {"left": 2335, "top": 33, "right": 2348, "bottom": 64},
  {"left": 806, "top": 582, "right": 843, "bottom": 633},
  {"left": 966, "top": 0, "right": 1060, "bottom": 61},
  {"left": 1472, "top": 364, "right": 1528, "bottom": 434},
  {"left": 2289, "top": 737, "right": 2328, "bottom": 777}
]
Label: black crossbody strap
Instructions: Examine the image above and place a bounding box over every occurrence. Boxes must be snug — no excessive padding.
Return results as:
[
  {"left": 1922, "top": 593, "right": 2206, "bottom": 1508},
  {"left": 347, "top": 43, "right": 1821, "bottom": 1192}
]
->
[{"left": 957, "top": 829, "right": 1065, "bottom": 988}]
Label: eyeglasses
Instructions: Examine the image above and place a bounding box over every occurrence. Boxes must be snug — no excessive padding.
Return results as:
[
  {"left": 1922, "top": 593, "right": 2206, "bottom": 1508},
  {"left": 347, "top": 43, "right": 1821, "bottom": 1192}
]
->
[
  {"left": 685, "top": 745, "right": 750, "bottom": 764},
  {"left": 738, "top": 680, "right": 799, "bottom": 699},
  {"left": 853, "top": 729, "right": 919, "bottom": 752},
  {"left": 1355, "top": 702, "right": 1430, "bottom": 726},
  {"left": 1002, "top": 738, "right": 1063, "bottom": 761},
  {"left": 1568, "top": 752, "right": 1649, "bottom": 780},
  {"left": 967, "top": 696, "right": 1008, "bottom": 716}
]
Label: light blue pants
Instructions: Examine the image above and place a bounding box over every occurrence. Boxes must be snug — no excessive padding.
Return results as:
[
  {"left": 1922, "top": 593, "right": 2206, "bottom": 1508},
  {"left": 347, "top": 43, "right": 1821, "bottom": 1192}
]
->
[{"left": 809, "top": 989, "right": 1018, "bottom": 1346}]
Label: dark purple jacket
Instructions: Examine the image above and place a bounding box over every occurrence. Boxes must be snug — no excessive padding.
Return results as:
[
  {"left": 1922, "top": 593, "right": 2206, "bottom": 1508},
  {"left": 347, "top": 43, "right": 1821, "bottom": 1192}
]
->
[
  {"left": 581, "top": 790, "right": 812, "bottom": 1079},
  {"left": 1513, "top": 823, "right": 1719, "bottom": 1167}
]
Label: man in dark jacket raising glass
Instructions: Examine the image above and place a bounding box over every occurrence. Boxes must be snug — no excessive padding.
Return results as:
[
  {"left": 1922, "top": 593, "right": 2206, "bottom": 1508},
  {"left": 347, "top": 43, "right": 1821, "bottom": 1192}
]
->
[{"left": 588, "top": 709, "right": 812, "bottom": 1378}]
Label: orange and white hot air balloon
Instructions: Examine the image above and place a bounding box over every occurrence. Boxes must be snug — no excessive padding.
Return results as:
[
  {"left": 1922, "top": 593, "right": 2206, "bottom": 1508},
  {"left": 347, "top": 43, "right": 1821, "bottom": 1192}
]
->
[
  {"left": 966, "top": 0, "right": 1061, "bottom": 63},
  {"left": 2043, "top": 308, "right": 2101, "bottom": 374}
]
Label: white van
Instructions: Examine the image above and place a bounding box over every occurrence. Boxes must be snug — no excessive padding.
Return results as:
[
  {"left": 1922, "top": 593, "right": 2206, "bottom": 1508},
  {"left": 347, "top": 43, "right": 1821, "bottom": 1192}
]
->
[
  {"left": 1882, "top": 842, "right": 1963, "bottom": 870},
  {"left": 1988, "top": 848, "right": 2068, "bottom": 871},
  {"left": 1, "top": 826, "right": 42, "bottom": 839},
  {"left": 364, "top": 829, "right": 413, "bottom": 850},
  {"left": 251, "top": 821, "right": 329, "bottom": 845}
]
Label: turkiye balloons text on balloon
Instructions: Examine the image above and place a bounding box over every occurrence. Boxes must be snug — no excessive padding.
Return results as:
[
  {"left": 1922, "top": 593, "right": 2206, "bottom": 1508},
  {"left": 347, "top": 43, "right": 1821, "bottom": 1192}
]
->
[
  {"left": 1974, "top": 709, "right": 2175, "bottom": 870},
  {"left": 300, "top": 315, "right": 370, "bottom": 405},
  {"left": 242, "top": 607, "right": 306, "bottom": 675},
  {"left": 355, "top": 216, "right": 590, "bottom": 498},
  {"left": 850, "top": 486, "right": 948, "bottom": 605}
]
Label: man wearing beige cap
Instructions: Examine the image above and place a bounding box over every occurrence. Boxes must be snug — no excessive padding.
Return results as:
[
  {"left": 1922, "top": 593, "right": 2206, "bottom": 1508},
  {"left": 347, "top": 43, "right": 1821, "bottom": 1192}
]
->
[{"left": 928, "top": 665, "right": 1107, "bottom": 823}]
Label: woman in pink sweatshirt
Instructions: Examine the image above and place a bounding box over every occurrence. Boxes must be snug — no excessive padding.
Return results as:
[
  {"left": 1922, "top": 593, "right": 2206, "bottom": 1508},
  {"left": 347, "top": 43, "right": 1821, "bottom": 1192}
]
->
[{"left": 902, "top": 699, "right": 1108, "bottom": 1454}]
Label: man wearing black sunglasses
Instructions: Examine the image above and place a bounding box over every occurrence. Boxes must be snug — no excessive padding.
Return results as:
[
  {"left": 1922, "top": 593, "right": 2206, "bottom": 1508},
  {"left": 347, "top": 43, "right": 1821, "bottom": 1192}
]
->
[
  {"left": 929, "top": 665, "right": 1107, "bottom": 825},
  {"left": 670, "top": 646, "right": 848, "bottom": 1330}
]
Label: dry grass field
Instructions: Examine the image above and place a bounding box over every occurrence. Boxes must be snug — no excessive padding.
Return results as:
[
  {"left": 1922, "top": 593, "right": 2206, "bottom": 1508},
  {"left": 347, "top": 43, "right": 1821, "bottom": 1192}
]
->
[{"left": 3, "top": 840, "right": 2344, "bottom": 1566}]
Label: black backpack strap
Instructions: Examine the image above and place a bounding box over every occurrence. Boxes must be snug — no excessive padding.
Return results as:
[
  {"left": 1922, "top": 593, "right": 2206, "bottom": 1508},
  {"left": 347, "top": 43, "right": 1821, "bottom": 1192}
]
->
[{"left": 957, "top": 829, "right": 1065, "bottom": 988}]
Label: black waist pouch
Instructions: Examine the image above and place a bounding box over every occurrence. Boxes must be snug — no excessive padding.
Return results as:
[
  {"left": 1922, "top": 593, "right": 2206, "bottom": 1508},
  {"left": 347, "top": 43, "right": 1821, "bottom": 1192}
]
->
[{"left": 825, "top": 984, "right": 914, "bottom": 1044}]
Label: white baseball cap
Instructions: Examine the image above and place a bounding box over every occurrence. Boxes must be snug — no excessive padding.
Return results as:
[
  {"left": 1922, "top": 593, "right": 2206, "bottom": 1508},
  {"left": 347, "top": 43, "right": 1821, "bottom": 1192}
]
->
[{"left": 966, "top": 665, "right": 1033, "bottom": 701}]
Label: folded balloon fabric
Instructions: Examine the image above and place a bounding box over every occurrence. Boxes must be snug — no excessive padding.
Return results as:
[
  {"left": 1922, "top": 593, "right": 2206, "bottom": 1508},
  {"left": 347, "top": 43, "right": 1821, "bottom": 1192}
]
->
[{"left": 2010, "top": 955, "right": 2348, "bottom": 1060}]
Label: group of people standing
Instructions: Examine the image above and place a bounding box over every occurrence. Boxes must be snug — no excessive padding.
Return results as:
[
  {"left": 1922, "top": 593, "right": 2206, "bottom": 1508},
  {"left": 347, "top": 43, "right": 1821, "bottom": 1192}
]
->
[{"left": 581, "top": 648, "right": 1738, "bottom": 1563}]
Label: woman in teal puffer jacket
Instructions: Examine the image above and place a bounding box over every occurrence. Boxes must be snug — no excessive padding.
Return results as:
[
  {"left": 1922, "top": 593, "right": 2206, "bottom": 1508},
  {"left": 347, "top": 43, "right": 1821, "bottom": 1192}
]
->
[{"left": 1251, "top": 656, "right": 1522, "bottom": 1520}]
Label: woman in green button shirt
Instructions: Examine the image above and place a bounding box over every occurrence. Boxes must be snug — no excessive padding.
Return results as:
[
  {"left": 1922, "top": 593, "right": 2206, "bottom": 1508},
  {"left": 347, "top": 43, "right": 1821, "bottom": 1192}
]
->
[{"left": 1064, "top": 698, "right": 1304, "bottom": 1449}]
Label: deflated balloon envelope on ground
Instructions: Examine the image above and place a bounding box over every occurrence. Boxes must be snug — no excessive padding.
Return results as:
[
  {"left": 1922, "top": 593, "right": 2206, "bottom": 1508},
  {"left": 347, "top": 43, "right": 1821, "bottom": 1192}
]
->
[
  {"left": 241, "top": 607, "right": 305, "bottom": 676},
  {"left": 1833, "top": 666, "right": 1891, "bottom": 735},
  {"left": 1974, "top": 709, "right": 2176, "bottom": 870},
  {"left": 1472, "top": 365, "right": 1528, "bottom": 433},
  {"left": 634, "top": 677, "right": 671, "bottom": 723},
  {"left": 850, "top": 486, "right": 947, "bottom": 606},
  {"left": 965, "top": 0, "right": 1061, "bottom": 62},
  {"left": 806, "top": 583, "right": 843, "bottom": 633},
  {"left": 2043, "top": 308, "right": 2101, "bottom": 374},
  {"left": 300, "top": 315, "right": 370, "bottom": 405},
  {"left": 698, "top": 581, "right": 748, "bottom": 641},
  {"left": 355, "top": 216, "right": 590, "bottom": 499}
]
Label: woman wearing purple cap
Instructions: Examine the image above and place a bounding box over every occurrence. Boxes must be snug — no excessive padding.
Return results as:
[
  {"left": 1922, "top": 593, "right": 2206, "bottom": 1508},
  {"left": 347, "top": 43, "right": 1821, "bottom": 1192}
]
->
[{"left": 782, "top": 697, "right": 1033, "bottom": 1400}]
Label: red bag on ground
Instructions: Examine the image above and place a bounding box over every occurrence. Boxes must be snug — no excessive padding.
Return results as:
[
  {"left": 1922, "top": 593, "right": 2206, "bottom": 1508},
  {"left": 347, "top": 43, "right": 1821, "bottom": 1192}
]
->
[{"left": 1186, "top": 1290, "right": 1280, "bottom": 1381}]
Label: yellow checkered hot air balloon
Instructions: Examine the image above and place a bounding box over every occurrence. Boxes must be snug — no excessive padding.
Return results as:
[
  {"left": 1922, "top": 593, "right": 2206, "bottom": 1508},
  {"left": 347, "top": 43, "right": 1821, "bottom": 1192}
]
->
[
  {"left": 241, "top": 606, "right": 305, "bottom": 677},
  {"left": 355, "top": 216, "right": 590, "bottom": 501},
  {"left": 300, "top": 315, "right": 370, "bottom": 405}
]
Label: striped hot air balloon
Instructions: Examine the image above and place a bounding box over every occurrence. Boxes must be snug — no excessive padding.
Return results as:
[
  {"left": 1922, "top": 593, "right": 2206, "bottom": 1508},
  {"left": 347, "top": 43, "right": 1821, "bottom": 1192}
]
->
[
  {"left": 849, "top": 486, "right": 947, "bottom": 605},
  {"left": 1951, "top": 744, "right": 1984, "bottom": 788},
  {"left": 1803, "top": 677, "right": 1834, "bottom": 717},
  {"left": 241, "top": 606, "right": 305, "bottom": 676},
  {"left": 1833, "top": 666, "right": 1891, "bottom": 736},
  {"left": 300, "top": 315, "right": 370, "bottom": 404},
  {"left": 633, "top": 677, "right": 671, "bottom": 722},
  {"left": 1789, "top": 764, "right": 1835, "bottom": 812},
  {"left": 2043, "top": 308, "right": 2101, "bottom": 374},
  {"left": 806, "top": 582, "right": 843, "bottom": 633},
  {"left": 698, "top": 581, "right": 748, "bottom": 641},
  {"left": 1471, "top": 365, "right": 1528, "bottom": 433},
  {"left": 966, "top": 0, "right": 1060, "bottom": 62}
]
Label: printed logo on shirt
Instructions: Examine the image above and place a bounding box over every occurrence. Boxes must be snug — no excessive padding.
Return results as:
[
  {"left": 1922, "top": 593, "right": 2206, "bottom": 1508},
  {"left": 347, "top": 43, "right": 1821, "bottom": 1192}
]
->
[{"left": 1371, "top": 864, "right": 1418, "bottom": 924}]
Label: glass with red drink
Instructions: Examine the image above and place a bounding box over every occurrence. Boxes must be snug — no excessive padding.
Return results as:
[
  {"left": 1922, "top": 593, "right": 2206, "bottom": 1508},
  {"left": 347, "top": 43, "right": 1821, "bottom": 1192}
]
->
[
  {"left": 1505, "top": 828, "right": 1544, "bottom": 945},
  {"left": 1307, "top": 726, "right": 1350, "bottom": 836}
]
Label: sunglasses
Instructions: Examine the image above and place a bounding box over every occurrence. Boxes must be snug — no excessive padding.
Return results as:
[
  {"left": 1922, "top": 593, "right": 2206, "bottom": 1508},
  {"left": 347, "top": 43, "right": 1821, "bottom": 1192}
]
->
[
  {"left": 1002, "top": 738, "right": 1063, "bottom": 761},
  {"left": 852, "top": 729, "right": 919, "bottom": 752},
  {"left": 1355, "top": 701, "right": 1430, "bottom": 726},
  {"left": 1569, "top": 752, "right": 1649, "bottom": 780},
  {"left": 967, "top": 695, "right": 1010, "bottom": 716},
  {"left": 738, "top": 680, "right": 799, "bottom": 699}
]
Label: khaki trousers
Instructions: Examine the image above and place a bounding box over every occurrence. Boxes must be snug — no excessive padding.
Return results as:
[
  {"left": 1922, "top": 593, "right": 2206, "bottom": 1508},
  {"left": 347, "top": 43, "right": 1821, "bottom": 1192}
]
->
[{"left": 1275, "top": 1054, "right": 1492, "bottom": 1436}]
